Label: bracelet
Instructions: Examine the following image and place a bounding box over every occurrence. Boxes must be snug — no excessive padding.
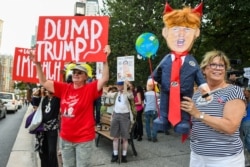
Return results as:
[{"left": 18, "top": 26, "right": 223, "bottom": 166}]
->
[{"left": 199, "top": 112, "right": 205, "bottom": 120}]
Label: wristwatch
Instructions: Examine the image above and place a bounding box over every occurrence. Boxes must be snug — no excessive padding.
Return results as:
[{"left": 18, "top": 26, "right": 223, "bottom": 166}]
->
[{"left": 199, "top": 112, "right": 205, "bottom": 120}]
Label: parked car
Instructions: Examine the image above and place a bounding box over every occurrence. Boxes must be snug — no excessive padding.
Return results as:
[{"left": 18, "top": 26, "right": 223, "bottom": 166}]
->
[
  {"left": 17, "top": 99, "right": 23, "bottom": 109},
  {"left": 0, "top": 99, "right": 7, "bottom": 119},
  {"left": 0, "top": 92, "right": 18, "bottom": 113}
]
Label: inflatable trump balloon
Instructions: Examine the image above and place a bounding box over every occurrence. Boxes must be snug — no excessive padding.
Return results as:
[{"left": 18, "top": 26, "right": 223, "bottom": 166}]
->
[{"left": 152, "top": 2, "right": 211, "bottom": 140}]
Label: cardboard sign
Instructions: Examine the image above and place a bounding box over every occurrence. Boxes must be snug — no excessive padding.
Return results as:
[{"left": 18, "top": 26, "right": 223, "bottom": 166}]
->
[
  {"left": 96, "top": 62, "right": 103, "bottom": 79},
  {"left": 117, "top": 56, "right": 134, "bottom": 81},
  {"left": 12, "top": 16, "right": 109, "bottom": 83},
  {"left": 36, "top": 16, "right": 109, "bottom": 62},
  {"left": 12, "top": 47, "right": 63, "bottom": 83}
]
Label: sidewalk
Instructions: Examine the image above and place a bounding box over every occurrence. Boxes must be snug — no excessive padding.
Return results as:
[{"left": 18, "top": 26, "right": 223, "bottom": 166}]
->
[
  {"left": 7, "top": 106, "right": 191, "bottom": 167},
  {"left": 6, "top": 105, "right": 40, "bottom": 167},
  {"left": 91, "top": 131, "right": 190, "bottom": 167}
]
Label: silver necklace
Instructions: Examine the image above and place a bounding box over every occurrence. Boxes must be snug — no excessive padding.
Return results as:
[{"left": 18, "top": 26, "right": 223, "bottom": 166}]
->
[{"left": 45, "top": 98, "right": 52, "bottom": 113}]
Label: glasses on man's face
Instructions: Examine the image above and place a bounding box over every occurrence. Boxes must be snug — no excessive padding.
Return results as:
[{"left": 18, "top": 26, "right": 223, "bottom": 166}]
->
[
  {"left": 209, "top": 63, "right": 225, "bottom": 69},
  {"left": 118, "top": 96, "right": 121, "bottom": 102},
  {"left": 73, "top": 70, "right": 84, "bottom": 75}
]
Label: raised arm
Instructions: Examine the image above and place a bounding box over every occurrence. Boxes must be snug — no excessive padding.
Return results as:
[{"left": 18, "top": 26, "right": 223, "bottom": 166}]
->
[
  {"left": 97, "top": 45, "right": 111, "bottom": 91},
  {"left": 29, "top": 50, "right": 54, "bottom": 93}
]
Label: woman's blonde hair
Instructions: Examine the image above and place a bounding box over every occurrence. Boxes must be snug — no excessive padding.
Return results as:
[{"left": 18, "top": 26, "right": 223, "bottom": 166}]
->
[
  {"left": 163, "top": 7, "right": 201, "bottom": 28},
  {"left": 200, "top": 50, "right": 231, "bottom": 71}
]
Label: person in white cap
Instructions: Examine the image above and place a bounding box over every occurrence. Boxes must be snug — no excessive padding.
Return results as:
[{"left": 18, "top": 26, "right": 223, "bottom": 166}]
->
[
  {"left": 110, "top": 80, "right": 134, "bottom": 163},
  {"left": 29, "top": 45, "right": 111, "bottom": 167}
]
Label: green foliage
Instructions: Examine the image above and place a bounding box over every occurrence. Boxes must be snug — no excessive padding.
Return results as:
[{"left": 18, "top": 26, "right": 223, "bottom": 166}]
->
[
  {"left": 101, "top": 0, "right": 250, "bottom": 86},
  {"left": 101, "top": 0, "right": 167, "bottom": 86},
  {"left": 14, "top": 82, "right": 27, "bottom": 90},
  {"left": 199, "top": 0, "right": 250, "bottom": 69}
]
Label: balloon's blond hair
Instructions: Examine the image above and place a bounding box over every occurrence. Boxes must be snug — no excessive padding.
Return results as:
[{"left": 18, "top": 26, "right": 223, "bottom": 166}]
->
[{"left": 163, "top": 7, "right": 201, "bottom": 29}]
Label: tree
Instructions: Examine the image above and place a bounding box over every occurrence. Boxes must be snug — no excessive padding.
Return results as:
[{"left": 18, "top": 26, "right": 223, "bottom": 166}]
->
[
  {"left": 199, "top": 0, "right": 250, "bottom": 70},
  {"left": 101, "top": 0, "right": 168, "bottom": 86},
  {"left": 101, "top": 0, "right": 250, "bottom": 86}
]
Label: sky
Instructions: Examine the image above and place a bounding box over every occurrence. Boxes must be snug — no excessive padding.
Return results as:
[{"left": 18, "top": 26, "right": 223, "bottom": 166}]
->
[{"left": 0, "top": 0, "right": 93, "bottom": 55}]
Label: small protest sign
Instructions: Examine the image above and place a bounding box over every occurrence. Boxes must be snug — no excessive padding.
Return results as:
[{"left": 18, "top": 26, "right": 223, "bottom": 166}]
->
[{"left": 117, "top": 56, "right": 134, "bottom": 81}]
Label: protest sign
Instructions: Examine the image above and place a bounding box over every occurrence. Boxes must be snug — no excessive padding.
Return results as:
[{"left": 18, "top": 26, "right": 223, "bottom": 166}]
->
[
  {"left": 12, "top": 16, "right": 109, "bottom": 83},
  {"left": 95, "top": 62, "right": 103, "bottom": 79},
  {"left": 36, "top": 16, "right": 109, "bottom": 62},
  {"left": 12, "top": 47, "right": 63, "bottom": 83},
  {"left": 117, "top": 56, "right": 134, "bottom": 81}
]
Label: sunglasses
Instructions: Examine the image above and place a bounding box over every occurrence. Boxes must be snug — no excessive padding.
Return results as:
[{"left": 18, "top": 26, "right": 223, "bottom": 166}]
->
[{"left": 73, "top": 70, "right": 84, "bottom": 75}]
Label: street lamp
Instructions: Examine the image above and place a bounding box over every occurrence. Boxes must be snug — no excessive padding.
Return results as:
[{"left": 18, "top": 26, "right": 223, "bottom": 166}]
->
[{"left": 75, "top": 1, "right": 86, "bottom": 16}]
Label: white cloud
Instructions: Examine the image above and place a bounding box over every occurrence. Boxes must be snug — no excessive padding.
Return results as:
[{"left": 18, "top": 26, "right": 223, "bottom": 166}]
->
[{"left": 0, "top": 0, "right": 87, "bottom": 55}]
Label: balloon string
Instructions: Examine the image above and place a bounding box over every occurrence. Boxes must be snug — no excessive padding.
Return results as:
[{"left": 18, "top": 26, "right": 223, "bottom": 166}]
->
[{"left": 148, "top": 58, "right": 161, "bottom": 118}]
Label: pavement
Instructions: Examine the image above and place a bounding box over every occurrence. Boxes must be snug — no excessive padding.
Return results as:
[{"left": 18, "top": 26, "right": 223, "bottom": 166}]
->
[
  {"left": 6, "top": 105, "right": 40, "bottom": 167},
  {"left": 6, "top": 105, "right": 191, "bottom": 167}
]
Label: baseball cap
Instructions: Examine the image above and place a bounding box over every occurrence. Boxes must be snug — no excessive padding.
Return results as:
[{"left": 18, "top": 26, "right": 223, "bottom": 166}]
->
[
  {"left": 116, "top": 81, "right": 124, "bottom": 85},
  {"left": 71, "top": 65, "right": 88, "bottom": 75}
]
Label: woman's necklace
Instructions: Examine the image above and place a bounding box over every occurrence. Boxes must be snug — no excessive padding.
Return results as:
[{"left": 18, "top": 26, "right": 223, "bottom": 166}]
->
[{"left": 45, "top": 98, "right": 52, "bottom": 113}]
